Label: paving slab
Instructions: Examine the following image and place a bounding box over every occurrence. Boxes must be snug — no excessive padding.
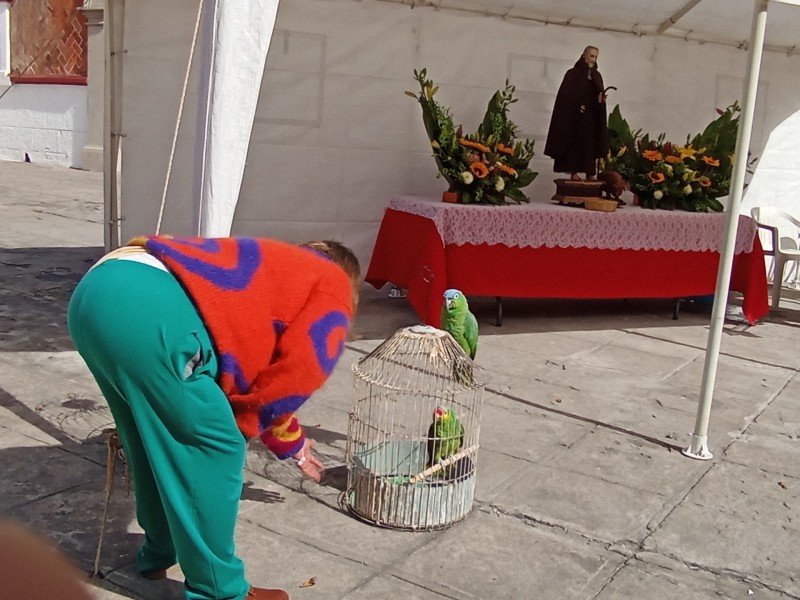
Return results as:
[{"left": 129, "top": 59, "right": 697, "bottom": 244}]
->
[
  {"left": 231, "top": 521, "right": 380, "bottom": 599},
  {"left": 550, "top": 428, "right": 708, "bottom": 496},
  {"left": 341, "top": 574, "right": 457, "bottom": 599},
  {"left": 238, "top": 471, "right": 430, "bottom": 568},
  {"left": 493, "top": 459, "right": 671, "bottom": 543},
  {"left": 477, "top": 391, "right": 592, "bottom": 462},
  {"left": 724, "top": 390, "right": 800, "bottom": 480},
  {"left": 595, "top": 552, "right": 788, "bottom": 600},
  {"left": 394, "top": 510, "right": 626, "bottom": 600},
  {"left": 8, "top": 476, "right": 140, "bottom": 575},
  {"left": 650, "top": 461, "right": 800, "bottom": 597}
]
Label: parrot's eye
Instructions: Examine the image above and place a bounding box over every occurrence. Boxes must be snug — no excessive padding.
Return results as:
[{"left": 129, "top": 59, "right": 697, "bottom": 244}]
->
[{"left": 454, "top": 293, "right": 460, "bottom": 299}]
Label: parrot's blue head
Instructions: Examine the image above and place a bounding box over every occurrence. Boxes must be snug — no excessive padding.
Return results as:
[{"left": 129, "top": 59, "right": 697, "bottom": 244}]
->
[{"left": 443, "top": 288, "right": 468, "bottom": 312}]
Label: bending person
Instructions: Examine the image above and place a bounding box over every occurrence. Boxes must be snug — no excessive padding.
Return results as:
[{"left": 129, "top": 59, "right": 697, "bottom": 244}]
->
[{"left": 68, "top": 237, "right": 360, "bottom": 600}]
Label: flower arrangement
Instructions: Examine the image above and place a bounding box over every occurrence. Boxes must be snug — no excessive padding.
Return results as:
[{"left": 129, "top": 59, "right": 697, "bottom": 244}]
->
[
  {"left": 604, "top": 103, "right": 741, "bottom": 212},
  {"left": 406, "top": 68, "right": 538, "bottom": 204}
]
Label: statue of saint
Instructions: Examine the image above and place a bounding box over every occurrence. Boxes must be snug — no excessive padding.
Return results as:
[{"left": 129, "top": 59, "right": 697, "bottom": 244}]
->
[{"left": 544, "top": 46, "right": 610, "bottom": 181}]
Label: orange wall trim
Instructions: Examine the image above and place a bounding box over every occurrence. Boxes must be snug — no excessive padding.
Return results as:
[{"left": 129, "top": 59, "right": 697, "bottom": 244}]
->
[{"left": 10, "top": 74, "right": 87, "bottom": 86}]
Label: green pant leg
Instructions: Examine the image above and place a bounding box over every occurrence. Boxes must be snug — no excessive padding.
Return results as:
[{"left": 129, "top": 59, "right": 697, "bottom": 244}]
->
[
  {"left": 68, "top": 261, "right": 250, "bottom": 600},
  {"left": 89, "top": 371, "right": 177, "bottom": 572}
]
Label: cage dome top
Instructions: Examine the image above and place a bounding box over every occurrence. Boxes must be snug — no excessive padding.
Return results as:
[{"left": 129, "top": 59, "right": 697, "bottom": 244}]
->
[{"left": 351, "top": 326, "right": 485, "bottom": 390}]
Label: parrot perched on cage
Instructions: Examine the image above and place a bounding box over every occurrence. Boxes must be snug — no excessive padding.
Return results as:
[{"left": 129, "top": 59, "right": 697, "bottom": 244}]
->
[
  {"left": 440, "top": 288, "right": 478, "bottom": 359},
  {"left": 426, "top": 407, "right": 465, "bottom": 471}
]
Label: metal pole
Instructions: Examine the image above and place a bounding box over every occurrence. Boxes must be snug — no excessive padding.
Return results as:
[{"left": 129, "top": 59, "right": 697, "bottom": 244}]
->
[
  {"left": 683, "top": 0, "right": 769, "bottom": 460},
  {"left": 103, "top": 0, "right": 125, "bottom": 251}
]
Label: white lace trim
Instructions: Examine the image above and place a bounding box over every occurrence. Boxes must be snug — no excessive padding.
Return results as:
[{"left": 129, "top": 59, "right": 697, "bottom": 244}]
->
[{"left": 389, "top": 196, "right": 756, "bottom": 253}]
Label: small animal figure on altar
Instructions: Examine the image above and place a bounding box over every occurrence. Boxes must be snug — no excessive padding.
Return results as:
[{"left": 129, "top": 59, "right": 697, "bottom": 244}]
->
[
  {"left": 440, "top": 288, "right": 478, "bottom": 360},
  {"left": 426, "top": 407, "right": 465, "bottom": 478},
  {"left": 598, "top": 170, "right": 627, "bottom": 206}
]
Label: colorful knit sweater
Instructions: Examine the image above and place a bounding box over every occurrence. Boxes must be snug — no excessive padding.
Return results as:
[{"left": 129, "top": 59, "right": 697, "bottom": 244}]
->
[{"left": 135, "top": 236, "right": 354, "bottom": 459}]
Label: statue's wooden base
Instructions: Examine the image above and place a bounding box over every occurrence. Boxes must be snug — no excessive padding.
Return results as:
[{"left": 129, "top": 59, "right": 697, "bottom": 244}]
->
[{"left": 551, "top": 179, "right": 605, "bottom": 205}]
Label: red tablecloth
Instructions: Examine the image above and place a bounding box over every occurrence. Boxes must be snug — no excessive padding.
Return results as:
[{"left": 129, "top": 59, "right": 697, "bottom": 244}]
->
[{"left": 365, "top": 206, "right": 769, "bottom": 328}]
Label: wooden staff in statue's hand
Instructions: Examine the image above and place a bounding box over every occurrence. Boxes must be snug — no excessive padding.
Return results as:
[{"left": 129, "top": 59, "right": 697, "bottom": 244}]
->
[{"left": 601, "top": 85, "right": 617, "bottom": 103}]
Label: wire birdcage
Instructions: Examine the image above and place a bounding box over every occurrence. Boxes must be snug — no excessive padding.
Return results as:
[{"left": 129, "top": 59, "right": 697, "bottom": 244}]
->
[{"left": 345, "top": 325, "right": 485, "bottom": 531}]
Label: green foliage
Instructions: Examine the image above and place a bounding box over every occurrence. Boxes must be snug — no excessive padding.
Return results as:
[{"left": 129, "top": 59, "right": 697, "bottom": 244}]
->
[
  {"left": 407, "top": 68, "right": 538, "bottom": 205},
  {"left": 604, "top": 103, "right": 742, "bottom": 212}
]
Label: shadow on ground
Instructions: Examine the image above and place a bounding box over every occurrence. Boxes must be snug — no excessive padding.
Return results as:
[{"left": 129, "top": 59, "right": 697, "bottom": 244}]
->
[
  {"left": 0, "top": 246, "right": 103, "bottom": 352},
  {"left": 355, "top": 282, "right": 731, "bottom": 342},
  {"left": 2, "top": 245, "right": 763, "bottom": 350}
]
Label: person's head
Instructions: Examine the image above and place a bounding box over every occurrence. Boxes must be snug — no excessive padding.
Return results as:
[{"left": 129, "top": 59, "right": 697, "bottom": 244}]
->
[
  {"left": 582, "top": 46, "right": 599, "bottom": 67},
  {"left": 301, "top": 240, "right": 362, "bottom": 308}
]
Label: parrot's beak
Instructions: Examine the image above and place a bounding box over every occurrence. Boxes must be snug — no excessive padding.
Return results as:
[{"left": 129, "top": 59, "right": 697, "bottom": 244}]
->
[{"left": 447, "top": 299, "right": 454, "bottom": 310}]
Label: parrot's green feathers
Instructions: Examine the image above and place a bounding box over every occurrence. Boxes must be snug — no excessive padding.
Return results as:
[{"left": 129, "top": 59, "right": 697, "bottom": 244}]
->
[
  {"left": 441, "top": 288, "right": 479, "bottom": 359},
  {"left": 427, "top": 407, "right": 465, "bottom": 473}
]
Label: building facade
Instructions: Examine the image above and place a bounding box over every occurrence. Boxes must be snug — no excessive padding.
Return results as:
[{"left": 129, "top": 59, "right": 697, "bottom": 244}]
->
[{"left": 0, "top": 0, "right": 101, "bottom": 169}]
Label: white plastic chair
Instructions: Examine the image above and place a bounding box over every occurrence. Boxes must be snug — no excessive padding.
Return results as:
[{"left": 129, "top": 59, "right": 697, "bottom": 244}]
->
[{"left": 750, "top": 207, "right": 800, "bottom": 309}]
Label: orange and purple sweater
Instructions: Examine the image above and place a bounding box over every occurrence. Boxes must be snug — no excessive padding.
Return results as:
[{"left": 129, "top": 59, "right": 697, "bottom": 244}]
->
[{"left": 137, "top": 236, "right": 354, "bottom": 459}]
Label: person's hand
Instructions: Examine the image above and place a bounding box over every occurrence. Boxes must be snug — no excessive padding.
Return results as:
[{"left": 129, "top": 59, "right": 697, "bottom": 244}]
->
[
  {"left": 580, "top": 104, "right": 586, "bottom": 113},
  {"left": 598, "top": 92, "right": 607, "bottom": 103},
  {"left": 292, "top": 438, "right": 324, "bottom": 482}
]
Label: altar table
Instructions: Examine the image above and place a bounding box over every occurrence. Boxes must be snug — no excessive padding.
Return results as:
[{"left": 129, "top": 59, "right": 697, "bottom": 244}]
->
[{"left": 365, "top": 196, "right": 769, "bottom": 327}]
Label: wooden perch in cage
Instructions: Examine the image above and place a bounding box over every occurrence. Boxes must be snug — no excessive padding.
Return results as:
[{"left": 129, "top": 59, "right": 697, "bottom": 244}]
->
[{"left": 406, "top": 444, "right": 480, "bottom": 484}]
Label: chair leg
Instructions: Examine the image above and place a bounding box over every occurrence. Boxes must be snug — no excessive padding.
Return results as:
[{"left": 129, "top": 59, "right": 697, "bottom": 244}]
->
[{"left": 772, "top": 260, "right": 786, "bottom": 309}]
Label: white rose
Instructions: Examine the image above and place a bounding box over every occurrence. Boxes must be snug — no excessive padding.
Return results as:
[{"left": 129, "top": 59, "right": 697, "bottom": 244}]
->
[
  {"left": 460, "top": 171, "right": 474, "bottom": 184},
  {"left": 683, "top": 184, "right": 693, "bottom": 195},
  {"left": 494, "top": 177, "right": 505, "bottom": 192},
  {"left": 653, "top": 190, "right": 664, "bottom": 200}
]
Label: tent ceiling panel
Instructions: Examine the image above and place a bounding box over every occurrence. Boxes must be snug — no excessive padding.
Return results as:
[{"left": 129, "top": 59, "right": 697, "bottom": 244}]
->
[{"left": 379, "top": 0, "right": 800, "bottom": 52}]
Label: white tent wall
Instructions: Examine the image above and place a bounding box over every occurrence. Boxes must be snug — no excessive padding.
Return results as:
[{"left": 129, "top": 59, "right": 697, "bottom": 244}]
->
[
  {"left": 117, "top": 0, "right": 800, "bottom": 269},
  {"left": 740, "top": 110, "right": 800, "bottom": 284},
  {"left": 743, "top": 112, "right": 800, "bottom": 217},
  {"left": 116, "top": 0, "right": 202, "bottom": 243}
]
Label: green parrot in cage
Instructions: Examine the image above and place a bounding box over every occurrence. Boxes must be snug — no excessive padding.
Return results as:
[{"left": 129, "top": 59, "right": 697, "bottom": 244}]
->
[
  {"left": 426, "top": 407, "right": 465, "bottom": 472},
  {"left": 440, "top": 288, "right": 478, "bottom": 359}
]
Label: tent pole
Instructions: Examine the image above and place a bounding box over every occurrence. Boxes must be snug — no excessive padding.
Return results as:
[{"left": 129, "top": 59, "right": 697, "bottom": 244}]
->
[
  {"left": 656, "top": 0, "right": 704, "bottom": 34},
  {"left": 683, "top": 0, "right": 769, "bottom": 460},
  {"left": 104, "top": 0, "right": 125, "bottom": 251}
]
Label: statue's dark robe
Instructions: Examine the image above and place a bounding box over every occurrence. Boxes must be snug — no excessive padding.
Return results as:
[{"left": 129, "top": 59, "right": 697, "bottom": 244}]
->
[{"left": 544, "top": 57, "right": 609, "bottom": 176}]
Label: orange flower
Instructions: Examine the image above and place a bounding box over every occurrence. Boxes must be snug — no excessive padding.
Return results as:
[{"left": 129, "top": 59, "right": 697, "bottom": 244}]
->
[
  {"left": 698, "top": 176, "right": 712, "bottom": 187},
  {"left": 648, "top": 171, "right": 665, "bottom": 184},
  {"left": 702, "top": 155, "right": 720, "bottom": 167},
  {"left": 495, "top": 163, "right": 518, "bottom": 177},
  {"left": 642, "top": 150, "right": 663, "bottom": 161},
  {"left": 459, "top": 138, "right": 491, "bottom": 153},
  {"left": 496, "top": 143, "right": 515, "bottom": 155},
  {"left": 469, "top": 162, "right": 490, "bottom": 178},
  {"left": 665, "top": 155, "right": 683, "bottom": 164}
]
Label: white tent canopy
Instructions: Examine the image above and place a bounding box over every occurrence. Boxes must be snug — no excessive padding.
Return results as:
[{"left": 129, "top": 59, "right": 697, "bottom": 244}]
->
[{"left": 104, "top": 0, "right": 800, "bottom": 458}]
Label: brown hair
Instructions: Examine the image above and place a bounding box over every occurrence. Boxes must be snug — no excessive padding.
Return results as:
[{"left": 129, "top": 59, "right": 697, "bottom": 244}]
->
[{"left": 300, "top": 240, "right": 362, "bottom": 307}]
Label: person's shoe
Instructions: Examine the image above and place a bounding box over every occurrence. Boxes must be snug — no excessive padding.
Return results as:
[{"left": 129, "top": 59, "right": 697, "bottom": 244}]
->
[
  {"left": 140, "top": 567, "right": 169, "bottom": 580},
  {"left": 247, "top": 587, "right": 289, "bottom": 600}
]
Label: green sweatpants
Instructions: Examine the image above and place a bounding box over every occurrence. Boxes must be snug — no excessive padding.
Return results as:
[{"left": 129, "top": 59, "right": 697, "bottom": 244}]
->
[{"left": 68, "top": 260, "right": 250, "bottom": 600}]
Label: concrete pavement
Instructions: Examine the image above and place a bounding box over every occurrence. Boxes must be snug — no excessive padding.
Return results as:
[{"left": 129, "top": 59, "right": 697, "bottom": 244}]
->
[{"left": 2, "top": 160, "right": 800, "bottom": 600}]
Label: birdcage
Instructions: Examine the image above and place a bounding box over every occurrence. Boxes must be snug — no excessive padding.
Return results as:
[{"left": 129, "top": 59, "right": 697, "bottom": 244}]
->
[{"left": 345, "top": 325, "right": 485, "bottom": 531}]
